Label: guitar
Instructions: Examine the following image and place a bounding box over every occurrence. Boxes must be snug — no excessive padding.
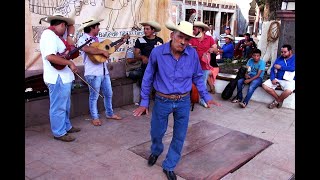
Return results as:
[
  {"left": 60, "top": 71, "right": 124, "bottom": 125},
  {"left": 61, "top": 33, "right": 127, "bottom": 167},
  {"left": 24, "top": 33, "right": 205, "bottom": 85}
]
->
[
  {"left": 88, "top": 34, "right": 130, "bottom": 63},
  {"left": 52, "top": 37, "right": 93, "bottom": 70}
]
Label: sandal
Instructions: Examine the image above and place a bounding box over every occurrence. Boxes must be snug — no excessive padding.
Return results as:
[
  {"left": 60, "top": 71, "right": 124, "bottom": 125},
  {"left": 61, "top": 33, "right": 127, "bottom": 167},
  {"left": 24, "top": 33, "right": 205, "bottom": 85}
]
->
[
  {"left": 106, "top": 114, "right": 122, "bottom": 120},
  {"left": 239, "top": 102, "right": 247, "bottom": 108},
  {"left": 231, "top": 99, "right": 240, "bottom": 103},
  {"left": 209, "top": 85, "right": 215, "bottom": 94},
  {"left": 91, "top": 119, "right": 102, "bottom": 126},
  {"left": 268, "top": 100, "right": 279, "bottom": 109},
  {"left": 277, "top": 101, "right": 283, "bottom": 108}
]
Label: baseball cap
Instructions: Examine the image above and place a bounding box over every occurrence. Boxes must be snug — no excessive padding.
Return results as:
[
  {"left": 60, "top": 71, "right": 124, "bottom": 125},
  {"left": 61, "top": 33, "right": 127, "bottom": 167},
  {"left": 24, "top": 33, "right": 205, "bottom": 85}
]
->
[{"left": 225, "top": 26, "right": 231, "bottom": 30}]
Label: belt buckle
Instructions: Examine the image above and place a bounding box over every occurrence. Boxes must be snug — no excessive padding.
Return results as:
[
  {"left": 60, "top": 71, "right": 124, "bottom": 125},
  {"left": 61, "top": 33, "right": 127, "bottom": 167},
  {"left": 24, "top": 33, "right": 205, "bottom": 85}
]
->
[
  {"left": 170, "top": 94, "right": 181, "bottom": 100},
  {"left": 169, "top": 95, "right": 176, "bottom": 100}
]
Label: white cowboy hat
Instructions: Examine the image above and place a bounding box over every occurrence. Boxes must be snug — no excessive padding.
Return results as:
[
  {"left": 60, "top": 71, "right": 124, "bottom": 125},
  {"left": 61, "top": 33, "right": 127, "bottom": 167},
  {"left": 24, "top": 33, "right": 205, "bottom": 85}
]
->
[
  {"left": 165, "top": 21, "right": 197, "bottom": 38},
  {"left": 139, "top": 21, "right": 161, "bottom": 32},
  {"left": 77, "top": 17, "right": 104, "bottom": 31},
  {"left": 193, "top": 21, "right": 210, "bottom": 31},
  {"left": 41, "top": 13, "right": 75, "bottom": 25},
  {"left": 224, "top": 35, "right": 234, "bottom": 41}
]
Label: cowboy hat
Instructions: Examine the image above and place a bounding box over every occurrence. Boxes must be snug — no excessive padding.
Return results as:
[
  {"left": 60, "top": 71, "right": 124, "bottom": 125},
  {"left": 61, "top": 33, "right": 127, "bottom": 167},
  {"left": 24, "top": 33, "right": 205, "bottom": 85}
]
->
[
  {"left": 165, "top": 21, "right": 196, "bottom": 38},
  {"left": 224, "top": 35, "right": 234, "bottom": 41},
  {"left": 42, "top": 13, "right": 75, "bottom": 25},
  {"left": 77, "top": 17, "right": 104, "bottom": 31},
  {"left": 139, "top": 21, "right": 161, "bottom": 32},
  {"left": 193, "top": 21, "right": 210, "bottom": 31}
]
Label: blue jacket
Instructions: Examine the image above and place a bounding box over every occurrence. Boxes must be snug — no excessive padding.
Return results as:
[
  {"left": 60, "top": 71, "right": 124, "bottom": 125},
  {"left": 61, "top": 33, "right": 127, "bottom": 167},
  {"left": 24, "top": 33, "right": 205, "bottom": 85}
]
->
[{"left": 270, "top": 54, "right": 295, "bottom": 81}]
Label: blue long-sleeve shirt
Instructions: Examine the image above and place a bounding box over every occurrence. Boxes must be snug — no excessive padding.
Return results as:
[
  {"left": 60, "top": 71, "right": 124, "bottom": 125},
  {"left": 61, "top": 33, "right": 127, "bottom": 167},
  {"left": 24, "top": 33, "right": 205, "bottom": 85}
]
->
[
  {"left": 221, "top": 42, "right": 234, "bottom": 59},
  {"left": 270, "top": 54, "right": 295, "bottom": 81},
  {"left": 140, "top": 41, "right": 212, "bottom": 107}
]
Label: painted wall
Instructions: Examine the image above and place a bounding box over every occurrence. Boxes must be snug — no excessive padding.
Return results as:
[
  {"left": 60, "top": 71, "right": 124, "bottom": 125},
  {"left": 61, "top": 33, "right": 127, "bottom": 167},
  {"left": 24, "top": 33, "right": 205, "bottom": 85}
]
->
[{"left": 25, "top": 0, "right": 171, "bottom": 71}]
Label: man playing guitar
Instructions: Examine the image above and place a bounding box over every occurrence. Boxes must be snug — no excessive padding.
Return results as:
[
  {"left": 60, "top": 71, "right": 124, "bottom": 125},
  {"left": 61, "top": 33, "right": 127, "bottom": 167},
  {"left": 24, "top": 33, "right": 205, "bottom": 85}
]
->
[{"left": 77, "top": 17, "right": 128, "bottom": 126}]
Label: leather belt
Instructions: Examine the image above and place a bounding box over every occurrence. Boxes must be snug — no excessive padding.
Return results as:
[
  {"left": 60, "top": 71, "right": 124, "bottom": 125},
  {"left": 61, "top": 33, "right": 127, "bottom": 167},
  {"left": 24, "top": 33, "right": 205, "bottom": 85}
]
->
[{"left": 156, "top": 91, "right": 189, "bottom": 100}]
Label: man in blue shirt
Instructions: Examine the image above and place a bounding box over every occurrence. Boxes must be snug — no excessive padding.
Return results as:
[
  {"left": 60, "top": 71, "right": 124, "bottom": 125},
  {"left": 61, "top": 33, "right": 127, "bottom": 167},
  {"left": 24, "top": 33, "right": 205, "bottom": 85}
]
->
[
  {"left": 262, "top": 44, "right": 295, "bottom": 109},
  {"left": 216, "top": 35, "right": 235, "bottom": 63},
  {"left": 133, "top": 21, "right": 220, "bottom": 180}
]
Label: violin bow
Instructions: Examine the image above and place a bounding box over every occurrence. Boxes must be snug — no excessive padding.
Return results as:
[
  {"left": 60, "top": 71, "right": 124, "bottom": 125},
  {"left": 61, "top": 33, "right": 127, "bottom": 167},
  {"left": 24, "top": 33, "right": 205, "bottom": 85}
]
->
[{"left": 74, "top": 72, "right": 104, "bottom": 99}]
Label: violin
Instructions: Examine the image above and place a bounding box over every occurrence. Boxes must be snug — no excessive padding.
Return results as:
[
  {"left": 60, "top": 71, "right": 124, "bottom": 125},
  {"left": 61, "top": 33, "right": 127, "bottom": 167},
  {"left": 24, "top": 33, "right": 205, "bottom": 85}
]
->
[{"left": 51, "top": 38, "right": 93, "bottom": 70}]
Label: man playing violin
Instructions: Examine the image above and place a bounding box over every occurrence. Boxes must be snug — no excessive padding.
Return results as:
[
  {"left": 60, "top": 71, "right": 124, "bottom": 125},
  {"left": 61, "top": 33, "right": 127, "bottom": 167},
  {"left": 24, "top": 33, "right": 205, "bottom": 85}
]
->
[
  {"left": 39, "top": 13, "right": 81, "bottom": 142},
  {"left": 77, "top": 17, "right": 127, "bottom": 126}
]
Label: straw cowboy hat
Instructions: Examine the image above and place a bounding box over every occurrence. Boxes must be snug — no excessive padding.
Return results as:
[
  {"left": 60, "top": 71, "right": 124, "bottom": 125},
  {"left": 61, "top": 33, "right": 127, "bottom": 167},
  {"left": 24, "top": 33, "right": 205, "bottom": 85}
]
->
[
  {"left": 40, "top": 13, "right": 75, "bottom": 25},
  {"left": 165, "top": 21, "right": 197, "bottom": 38},
  {"left": 77, "top": 17, "right": 104, "bottom": 31},
  {"left": 193, "top": 21, "right": 210, "bottom": 31},
  {"left": 139, "top": 21, "right": 161, "bottom": 32},
  {"left": 224, "top": 35, "right": 234, "bottom": 41}
]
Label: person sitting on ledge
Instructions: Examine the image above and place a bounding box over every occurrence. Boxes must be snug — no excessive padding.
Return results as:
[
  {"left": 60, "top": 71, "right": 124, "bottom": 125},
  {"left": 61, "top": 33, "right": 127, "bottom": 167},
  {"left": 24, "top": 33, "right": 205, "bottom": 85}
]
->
[
  {"left": 235, "top": 33, "right": 256, "bottom": 59},
  {"left": 262, "top": 44, "right": 295, "bottom": 109},
  {"left": 216, "top": 35, "right": 234, "bottom": 63},
  {"left": 232, "top": 49, "right": 265, "bottom": 108}
]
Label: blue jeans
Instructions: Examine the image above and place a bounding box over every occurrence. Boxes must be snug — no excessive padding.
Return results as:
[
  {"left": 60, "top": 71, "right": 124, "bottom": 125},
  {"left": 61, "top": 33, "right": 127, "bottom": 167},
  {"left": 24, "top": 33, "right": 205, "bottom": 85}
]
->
[
  {"left": 236, "top": 76, "right": 262, "bottom": 105},
  {"left": 150, "top": 94, "right": 191, "bottom": 171},
  {"left": 199, "top": 70, "right": 209, "bottom": 105},
  {"left": 46, "top": 75, "right": 73, "bottom": 137},
  {"left": 85, "top": 75, "right": 114, "bottom": 119},
  {"left": 243, "top": 46, "right": 252, "bottom": 59}
]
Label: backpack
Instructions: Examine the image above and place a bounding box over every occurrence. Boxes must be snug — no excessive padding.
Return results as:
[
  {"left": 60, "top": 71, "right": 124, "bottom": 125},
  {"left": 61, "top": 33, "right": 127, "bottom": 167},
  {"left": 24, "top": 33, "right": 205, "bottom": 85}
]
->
[{"left": 221, "top": 66, "right": 247, "bottom": 100}]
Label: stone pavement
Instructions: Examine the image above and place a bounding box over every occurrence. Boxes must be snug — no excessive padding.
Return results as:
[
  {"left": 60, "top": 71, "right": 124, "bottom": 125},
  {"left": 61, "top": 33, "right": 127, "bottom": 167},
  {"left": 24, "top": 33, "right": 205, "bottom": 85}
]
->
[{"left": 25, "top": 93, "right": 295, "bottom": 180}]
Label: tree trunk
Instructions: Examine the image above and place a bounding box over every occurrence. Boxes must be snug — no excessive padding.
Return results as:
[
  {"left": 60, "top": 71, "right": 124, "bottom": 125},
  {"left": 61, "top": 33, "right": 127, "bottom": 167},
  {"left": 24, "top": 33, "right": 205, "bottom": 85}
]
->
[
  {"left": 263, "top": 0, "right": 271, "bottom": 21},
  {"left": 262, "top": 0, "right": 282, "bottom": 21}
]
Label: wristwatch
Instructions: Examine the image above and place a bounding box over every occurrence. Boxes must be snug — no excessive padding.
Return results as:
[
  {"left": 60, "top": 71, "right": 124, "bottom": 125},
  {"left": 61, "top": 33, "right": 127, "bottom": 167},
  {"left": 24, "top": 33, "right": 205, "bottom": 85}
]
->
[{"left": 68, "top": 34, "right": 74, "bottom": 38}]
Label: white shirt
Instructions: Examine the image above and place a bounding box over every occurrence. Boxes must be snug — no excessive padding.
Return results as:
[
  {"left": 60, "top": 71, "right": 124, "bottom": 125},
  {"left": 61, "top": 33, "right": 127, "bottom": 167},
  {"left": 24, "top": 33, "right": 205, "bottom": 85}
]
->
[
  {"left": 77, "top": 33, "right": 109, "bottom": 76},
  {"left": 39, "top": 29, "right": 75, "bottom": 84}
]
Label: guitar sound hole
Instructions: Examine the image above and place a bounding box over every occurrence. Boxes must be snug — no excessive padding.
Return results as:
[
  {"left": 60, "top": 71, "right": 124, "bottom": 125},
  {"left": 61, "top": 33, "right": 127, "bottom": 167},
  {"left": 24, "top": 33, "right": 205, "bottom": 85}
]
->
[{"left": 105, "top": 45, "right": 110, "bottom": 50}]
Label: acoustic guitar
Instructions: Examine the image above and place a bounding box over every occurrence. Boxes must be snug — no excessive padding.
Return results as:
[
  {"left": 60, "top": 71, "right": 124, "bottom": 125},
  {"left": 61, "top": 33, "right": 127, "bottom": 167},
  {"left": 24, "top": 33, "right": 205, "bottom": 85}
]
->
[{"left": 88, "top": 34, "right": 130, "bottom": 63}]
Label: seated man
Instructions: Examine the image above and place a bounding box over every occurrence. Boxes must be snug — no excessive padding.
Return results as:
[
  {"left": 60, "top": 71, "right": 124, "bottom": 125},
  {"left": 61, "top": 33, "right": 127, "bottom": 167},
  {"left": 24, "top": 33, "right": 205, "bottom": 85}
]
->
[
  {"left": 216, "top": 35, "right": 234, "bottom": 63},
  {"left": 125, "top": 47, "right": 143, "bottom": 84},
  {"left": 235, "top": 33, "right": 256, "bottom": 59},
  {"left": 232, "top": 49, "right": 265, "bottom": 108},
  {"left": 262, "top": 44, "right": 295, "bottom": 109}
]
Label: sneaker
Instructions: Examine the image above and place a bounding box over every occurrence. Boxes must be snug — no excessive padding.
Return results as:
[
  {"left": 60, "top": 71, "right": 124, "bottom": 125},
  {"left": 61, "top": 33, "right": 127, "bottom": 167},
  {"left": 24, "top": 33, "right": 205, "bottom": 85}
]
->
[
  {"left": 67, "top": 127, "right": 81, "bottom": 133},
  {"left": 268, "top": 100, "right": 279, "bottom": 109},
  {"left": 277, "top": 101, "right": 283, "bottom": 108},
  {"left": 239, "top": 102, "right": 247, "bottom": 108},
  {"left": 199, "top": 99, "right": 208, "bottom": 108},
  {"left": 54, "top": 134, "right": 75, "bottom": 142}
]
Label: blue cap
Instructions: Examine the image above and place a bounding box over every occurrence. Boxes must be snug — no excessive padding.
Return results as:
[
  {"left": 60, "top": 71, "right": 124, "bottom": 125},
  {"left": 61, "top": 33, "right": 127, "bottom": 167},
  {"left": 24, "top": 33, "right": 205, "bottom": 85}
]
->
[{"left": 225, "top": 26, "right": 231, "bottom": 30}]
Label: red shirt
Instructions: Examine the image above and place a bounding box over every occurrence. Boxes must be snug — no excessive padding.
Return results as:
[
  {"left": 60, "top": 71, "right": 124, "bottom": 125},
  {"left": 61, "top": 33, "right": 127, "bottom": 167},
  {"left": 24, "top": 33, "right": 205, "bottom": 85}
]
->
[{"left": 189, "top": 34, "right": 215, "bottom": 70}]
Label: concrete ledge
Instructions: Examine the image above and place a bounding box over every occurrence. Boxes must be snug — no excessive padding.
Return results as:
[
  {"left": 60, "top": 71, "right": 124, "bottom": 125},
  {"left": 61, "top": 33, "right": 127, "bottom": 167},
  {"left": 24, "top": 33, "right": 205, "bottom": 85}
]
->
[
  {"left": 25, "top": 77, "right": 136, "bottom": 127},
  {"left": 215, "top": 79, "right": 295, "bottom": 109}
]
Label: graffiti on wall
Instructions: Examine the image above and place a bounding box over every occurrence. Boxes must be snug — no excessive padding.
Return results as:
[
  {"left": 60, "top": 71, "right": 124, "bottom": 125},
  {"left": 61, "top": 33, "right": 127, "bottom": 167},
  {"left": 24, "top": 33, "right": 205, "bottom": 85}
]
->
[{"left": 26, "top": 0, "right": 148, "bottom": 70}]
